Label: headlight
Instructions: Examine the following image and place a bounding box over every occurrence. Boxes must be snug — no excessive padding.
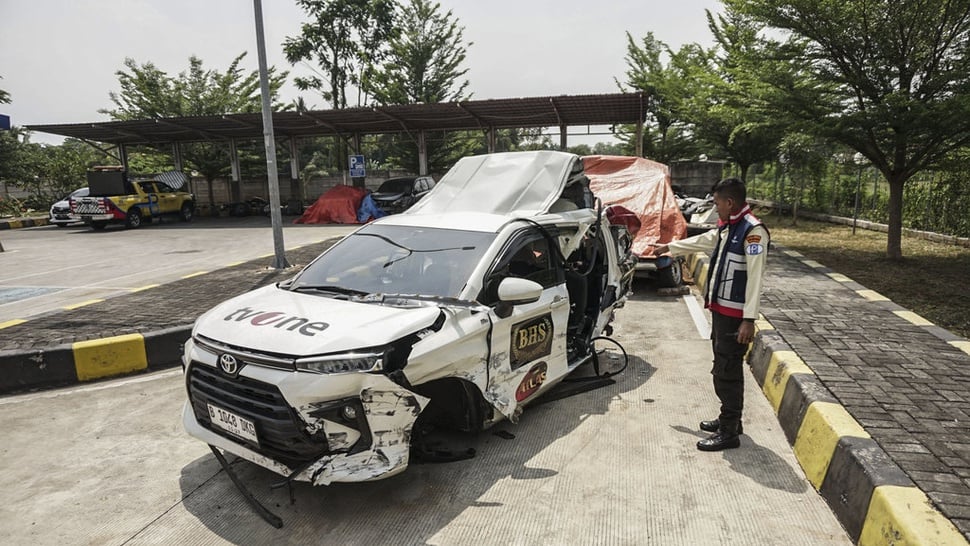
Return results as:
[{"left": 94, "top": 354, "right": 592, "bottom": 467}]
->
[{"left": 295, "top": 351, "right": 384, "bottom": 374}]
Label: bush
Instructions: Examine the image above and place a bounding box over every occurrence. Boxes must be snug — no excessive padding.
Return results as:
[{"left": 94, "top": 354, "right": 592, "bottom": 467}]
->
[{"left": 0, "top": 195, "right": 25, "bottom": 218}]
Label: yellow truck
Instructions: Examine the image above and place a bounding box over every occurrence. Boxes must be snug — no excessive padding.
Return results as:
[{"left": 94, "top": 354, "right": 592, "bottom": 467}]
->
[{"left": 70, "top": 166, "right": 195, "bottom": 230}]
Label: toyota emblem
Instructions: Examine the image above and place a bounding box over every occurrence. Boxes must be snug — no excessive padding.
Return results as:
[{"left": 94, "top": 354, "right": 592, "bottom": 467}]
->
[{"left": 218, "top": 353, "right": 239, "bottom": 375}]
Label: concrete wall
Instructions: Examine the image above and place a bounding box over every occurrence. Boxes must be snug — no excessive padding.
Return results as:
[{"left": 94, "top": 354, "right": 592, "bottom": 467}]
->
[
  {"left": 187, "top": 169, "right": 436, "bottom": 209},
  {"left": 670, "top": 161, "right": 726, "bottom": 197}
]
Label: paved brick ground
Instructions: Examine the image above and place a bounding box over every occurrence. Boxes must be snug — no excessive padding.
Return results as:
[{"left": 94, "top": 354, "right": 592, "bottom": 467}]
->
[{"left": 761, "top": 250, "right": 970, "bottom": 540}]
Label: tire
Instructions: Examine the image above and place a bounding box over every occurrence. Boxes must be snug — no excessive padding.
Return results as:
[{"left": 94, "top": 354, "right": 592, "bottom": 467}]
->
[
  {"left": 179, "top": 203, "right": 194, "bottom": 222},
  {"left": 56, "top": 223, "right": 69, "bottom": 228},
  {"left": 125, "top": 208, "right": 142, "bottom": 229},
  {"left": 655, "top": 257, "right": 683, "bottom": 288},
  {"left": 91, "top": 221, "right": 107, "bottom": 231}
]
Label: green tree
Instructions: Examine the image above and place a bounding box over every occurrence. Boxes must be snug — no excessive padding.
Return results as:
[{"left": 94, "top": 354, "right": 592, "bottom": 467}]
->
[
  {"left": 680, "top": 11, "right": 785, "bottom": 182},
  {"left": 618, "top": 33, "right": 701, "bottom": 163},
  {"left": 101, "top": 54, "right": 288, "bottom": 207},
  {"left": 102, "top": 54, "right": 287, "bottom": 120},
  {"left": 284, "top": 0, "right": 398, "bottom": 109},
  {"left": 723, "top": 0, "right": 970, "bottom": 259},
  {"left": 367, "top": 0, "right": 469, "bottom": 105},
  {"left": 39, "top": 140, "right": 110, "bottom": 197},
  {"left": 367, "top": 0, "right": 476, "bottom": 173},
  {"left": 0, "top": 128, "right": 38, "bottom": 200},
  {"left": 0, "top": 75, "right": 10, "bottom": 105}
]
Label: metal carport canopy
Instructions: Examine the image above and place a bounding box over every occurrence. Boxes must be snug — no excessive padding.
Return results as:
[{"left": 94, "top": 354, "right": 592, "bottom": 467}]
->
[{"left": 27, "top": 92, "right": 646, "bottom": 146}]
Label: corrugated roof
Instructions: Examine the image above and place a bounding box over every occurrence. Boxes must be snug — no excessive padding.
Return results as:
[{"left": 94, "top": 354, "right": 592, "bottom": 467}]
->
[{"left": 27, "top": 92, "right": 646, "bottom": 146}]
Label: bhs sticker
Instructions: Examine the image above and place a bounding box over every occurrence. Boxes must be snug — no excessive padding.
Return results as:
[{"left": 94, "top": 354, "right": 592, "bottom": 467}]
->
[
  {"left": 746, "top": 243, "right": 764, "bottom": 255},
  {"left": 516, "top": 362, "right": 548, "bottom": 402},
  {"left": 510, "top": 314, "right": 553, "bottom": 369}
]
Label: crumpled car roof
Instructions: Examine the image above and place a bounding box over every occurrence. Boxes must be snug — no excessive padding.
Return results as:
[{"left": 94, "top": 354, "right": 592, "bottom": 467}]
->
[{"left": 405, "top": 151, "right": 580, "bottom": 217}]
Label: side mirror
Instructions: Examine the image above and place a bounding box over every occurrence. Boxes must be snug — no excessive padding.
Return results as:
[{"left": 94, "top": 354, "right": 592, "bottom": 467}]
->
[{"left": 494, "top": 277, "right": 543, "bottom": 318}]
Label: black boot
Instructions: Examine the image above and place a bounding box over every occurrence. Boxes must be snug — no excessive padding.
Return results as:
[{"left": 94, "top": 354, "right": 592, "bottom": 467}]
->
[
  {"left": 700, "top": 419, "right": 720, "bottom": 433},
  {"left": 697, "top": 430, "right": 741, "bottom": 451},
  {"left": 699, "top": 418, "right": 743, "bottom": 435}
]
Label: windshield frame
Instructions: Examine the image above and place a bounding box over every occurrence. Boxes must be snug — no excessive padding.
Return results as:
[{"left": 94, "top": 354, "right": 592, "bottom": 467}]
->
[{"left": 290, "top": 223, "right": 496, "bottom": 301}]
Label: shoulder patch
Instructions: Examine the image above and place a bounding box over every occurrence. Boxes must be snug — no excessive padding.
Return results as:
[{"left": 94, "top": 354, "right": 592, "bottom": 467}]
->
[
  {"left": 746, "top": 235, "right": 761, "bottom": 244},
  {"left": 746, "top": 243, "right": 764, "bottom": 255}
]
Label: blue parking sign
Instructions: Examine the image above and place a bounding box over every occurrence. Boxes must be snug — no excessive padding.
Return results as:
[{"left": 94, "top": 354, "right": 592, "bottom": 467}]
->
[{"left": 349, "top": 155, "right": 366, "bottom": 177}]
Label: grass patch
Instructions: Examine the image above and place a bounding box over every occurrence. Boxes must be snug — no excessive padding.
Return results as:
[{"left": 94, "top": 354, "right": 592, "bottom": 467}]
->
[{"left": 762, "top": 213, "right": 970, "bottom": 340}]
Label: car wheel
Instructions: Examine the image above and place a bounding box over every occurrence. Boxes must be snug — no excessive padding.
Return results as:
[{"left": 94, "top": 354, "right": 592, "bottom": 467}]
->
[
  {"left": 91, "top": 221, "right": 107, "bottom": 230},
  {"left": 655, "top": 257, "right": 683, "bottom": 288},
  {"left": 179, "top": 203, "right": 194, "bottom": 222},
  {"left": 125, "top": 208, "right": 142, "bottom": 229},
  {"left": 55, "top": 223, "right": 69, "bottom": 228}
]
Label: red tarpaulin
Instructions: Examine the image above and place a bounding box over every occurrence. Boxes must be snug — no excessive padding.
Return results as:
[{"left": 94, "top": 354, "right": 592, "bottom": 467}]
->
[
  {"left": 583, "top": 155, "right": 687, "bottom": 258},
  {"left": 295, "top": 185, "right": 368, "bottom": 225}
]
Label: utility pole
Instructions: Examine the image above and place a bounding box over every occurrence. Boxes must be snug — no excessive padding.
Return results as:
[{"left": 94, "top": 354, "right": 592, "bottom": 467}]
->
[
  {"left": 852, "top": 152, "right": 865, "bottom": 235},
  {"left": 253, "top": 0, "right": 289, "bottom": 269}
]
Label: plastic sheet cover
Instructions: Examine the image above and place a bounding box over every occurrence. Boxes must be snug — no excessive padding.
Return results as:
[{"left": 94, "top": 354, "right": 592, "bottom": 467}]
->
[
  {"left": 583, "top": 155, "right": 687, "bottom": 257},
  {"left": 295, "top": 185, "right": 369, "bottom": 224}
]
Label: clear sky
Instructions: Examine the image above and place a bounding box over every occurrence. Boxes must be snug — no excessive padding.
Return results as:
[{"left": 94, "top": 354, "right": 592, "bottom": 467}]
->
[{"left": 0, "top": 0, "right": 722, "bottom": 145}]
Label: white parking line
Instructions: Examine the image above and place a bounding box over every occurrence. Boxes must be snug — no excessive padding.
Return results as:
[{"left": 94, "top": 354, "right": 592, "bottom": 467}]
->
[{"left": 683, "top": 293, "right": 711, "bottom": 339}]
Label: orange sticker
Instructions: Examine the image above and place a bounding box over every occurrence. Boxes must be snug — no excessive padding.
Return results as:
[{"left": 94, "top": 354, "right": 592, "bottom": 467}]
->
[{"left": 746, "top": 235, "right": 761, "bottom": 244}]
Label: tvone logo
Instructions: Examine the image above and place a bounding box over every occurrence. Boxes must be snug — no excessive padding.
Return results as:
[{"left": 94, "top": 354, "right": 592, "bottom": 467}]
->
[{"left": 224, "top": 307, "right": 329, "bottom": 337}]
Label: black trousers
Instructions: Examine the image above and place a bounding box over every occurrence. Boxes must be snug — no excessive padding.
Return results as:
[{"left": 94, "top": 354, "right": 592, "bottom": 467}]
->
[{"left": 710, "top": 311, "right": 745, "bottom": 433}]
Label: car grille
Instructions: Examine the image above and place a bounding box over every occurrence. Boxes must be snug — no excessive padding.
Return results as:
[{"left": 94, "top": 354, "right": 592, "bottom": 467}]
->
[{"left": 187, "top": 363, "right": 331, "bottom": 468}]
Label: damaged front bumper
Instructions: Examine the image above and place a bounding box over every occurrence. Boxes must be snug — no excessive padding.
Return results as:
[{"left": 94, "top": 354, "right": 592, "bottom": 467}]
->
[{"left": 183, "top": 354, "right": 430, "bottom": 485}]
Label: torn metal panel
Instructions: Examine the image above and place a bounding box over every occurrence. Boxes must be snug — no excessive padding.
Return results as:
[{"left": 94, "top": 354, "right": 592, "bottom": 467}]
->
[{"left": 299, "top": 387, "right": 429, "bottom": 486}]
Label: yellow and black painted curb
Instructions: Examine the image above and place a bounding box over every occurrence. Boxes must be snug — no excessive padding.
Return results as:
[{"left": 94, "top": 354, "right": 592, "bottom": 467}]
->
[
  {"left": 685, "top": 248, "right": 968, "bottom": 545},
  {"left": 0, "top": 217, "right": 50, "bottom": 230},
  {"left": 0, "top": 325, "right": 190, "bottom": 394}
]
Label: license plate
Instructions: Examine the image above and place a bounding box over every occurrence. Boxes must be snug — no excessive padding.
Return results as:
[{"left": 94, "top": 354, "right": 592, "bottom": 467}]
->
[{"left": 207, "top": 403, "right": 258, "bottom": 444}]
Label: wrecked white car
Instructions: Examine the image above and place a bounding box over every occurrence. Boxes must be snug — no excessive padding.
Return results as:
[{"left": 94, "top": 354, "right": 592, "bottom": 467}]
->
[{"left": 182, "top": 151, "right": 636, "bottom": 497}]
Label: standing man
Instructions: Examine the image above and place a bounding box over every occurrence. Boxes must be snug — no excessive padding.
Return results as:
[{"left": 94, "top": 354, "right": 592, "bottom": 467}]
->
[{"left": 652, "top": 178, "right": 769, "bottom": 451}]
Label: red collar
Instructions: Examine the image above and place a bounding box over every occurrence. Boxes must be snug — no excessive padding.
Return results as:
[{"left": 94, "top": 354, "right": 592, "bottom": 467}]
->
[{"left": 717, "top": 204, "right": 751, "bottom": 227}]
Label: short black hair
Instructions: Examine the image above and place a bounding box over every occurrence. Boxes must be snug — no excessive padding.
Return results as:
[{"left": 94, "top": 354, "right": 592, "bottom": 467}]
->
[{"left": 711, "top": 177, "right": 746, "bottom": 204}]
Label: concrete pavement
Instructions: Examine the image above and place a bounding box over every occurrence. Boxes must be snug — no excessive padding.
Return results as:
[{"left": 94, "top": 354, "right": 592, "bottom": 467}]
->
[{"left": 1, "top": 217, "right": 969, "bottom": 543}]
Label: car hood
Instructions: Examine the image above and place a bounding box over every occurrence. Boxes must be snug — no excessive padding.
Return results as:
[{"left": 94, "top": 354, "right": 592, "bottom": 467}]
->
[
  {"left": 405, "top": 150, "right": 579, "bottom": 217},
  {"left": 194, "top": 285, "right": 442, "bottom": 355}
]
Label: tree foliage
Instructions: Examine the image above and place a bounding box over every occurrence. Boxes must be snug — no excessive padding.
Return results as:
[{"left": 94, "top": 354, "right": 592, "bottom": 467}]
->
[
  {"left": 0, "top": 75, "right": 10, "bottom": 105},
  {"left": 367, "top": 0, "right": 476, "bottom": 173},
  {"left": 101, "top": 53, "right": 287, "bottom": 119},
  {"left": 366, "top": 0, "right": 469, "bottom": 105},
  {"left": 684, "top": 11, "right": 786, "bottom": 181},
  {"left": 101, "top": 52, "right": 289, "bottom": 205},
  {"left": 284, "top": 0, "right": 398, "bottom": 109},
  {"left": 0, "top": 128, "right": 36, "bottom": 193},
  {"left": 723, "top": 0, "right": 970, "bottom": 259},
  {"left": 618, "top": 32, "right": 700, "bottom": 163}
]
